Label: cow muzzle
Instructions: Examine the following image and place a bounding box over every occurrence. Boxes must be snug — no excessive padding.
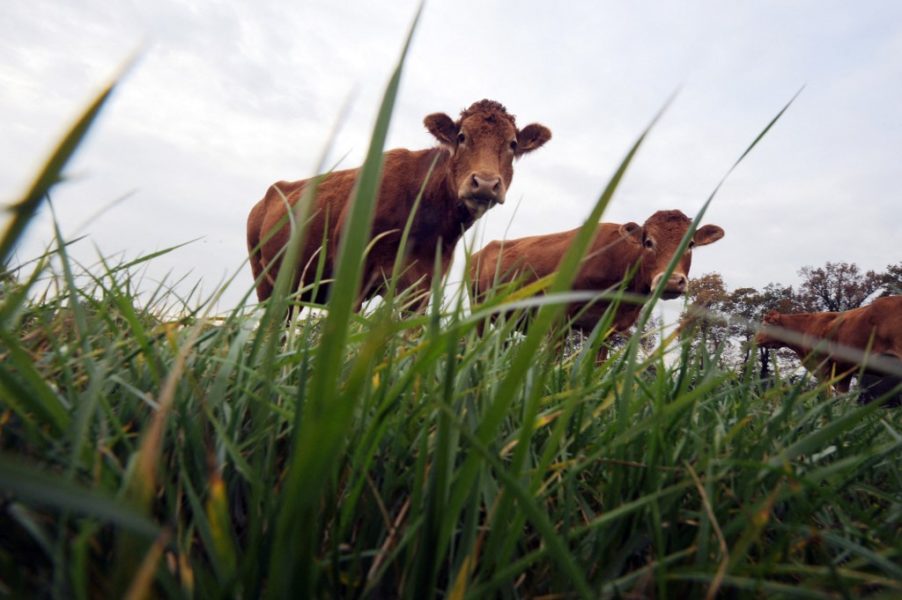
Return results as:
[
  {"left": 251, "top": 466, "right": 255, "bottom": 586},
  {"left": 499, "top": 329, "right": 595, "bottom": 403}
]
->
[
  {"left": 460, "top": 172, "right": 505, "bottom": 217},
  {"left": 651, "top": 272, "right": 688, "bottom": 299}
]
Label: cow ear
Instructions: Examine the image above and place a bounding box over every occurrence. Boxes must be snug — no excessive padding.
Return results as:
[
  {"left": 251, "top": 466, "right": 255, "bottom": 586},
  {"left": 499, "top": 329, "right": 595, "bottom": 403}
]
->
[
  {"left": 619, "top": 222, "right": 641, "bottom": 243},
  {"left": 424, "top": 113, "right": 458, "bottom": 146},
  {"left": 693, "top": 224, "right": 724, "bottom": 247},
  {"left": 515, "top": 123, "right": 552, "bottom": 156}
]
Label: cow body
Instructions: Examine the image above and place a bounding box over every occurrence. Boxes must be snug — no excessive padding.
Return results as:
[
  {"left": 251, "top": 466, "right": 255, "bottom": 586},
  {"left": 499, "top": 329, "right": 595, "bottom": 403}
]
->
[
  {"left": 470, "top": 210, "right": 725, "bottom": 355},
  {"left": 755, "top": 296, "right": 902, "bottom": 405},
  {"left": 247, "top": 100, "right": 550, "bottom": 308}
]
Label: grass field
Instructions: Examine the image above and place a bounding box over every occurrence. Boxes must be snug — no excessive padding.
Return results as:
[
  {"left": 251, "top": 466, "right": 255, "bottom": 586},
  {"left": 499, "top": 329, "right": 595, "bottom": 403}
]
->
[{"left": 1, "top": 25, "right": 900, "bottom": 599}]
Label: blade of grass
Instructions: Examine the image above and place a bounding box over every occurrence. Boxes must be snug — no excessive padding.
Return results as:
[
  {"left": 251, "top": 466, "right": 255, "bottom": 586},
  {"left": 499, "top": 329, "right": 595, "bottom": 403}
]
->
[
  {"left": 265, "top": 4, "right": 424, "bottom": 597},
  {"left": 0, "top": 454, "right": 159, "bottom": 538}
]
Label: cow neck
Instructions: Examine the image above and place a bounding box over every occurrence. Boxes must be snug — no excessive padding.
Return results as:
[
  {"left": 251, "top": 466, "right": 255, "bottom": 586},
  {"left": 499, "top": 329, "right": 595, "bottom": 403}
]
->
[
  {"left": 413, "top": 147, "right": 472, "bottom": 253},
  {"left": 634, "top": 255, "right": 654, "bottom": 295},
  {"left": 584, "top": 231, "right": 646, "bottom": 294},
  {"left": 778, "top": 311, "right": 842, "bottom": 353},
  {"left": 617, "top": 240, "right": 648, "bottom": 295}
]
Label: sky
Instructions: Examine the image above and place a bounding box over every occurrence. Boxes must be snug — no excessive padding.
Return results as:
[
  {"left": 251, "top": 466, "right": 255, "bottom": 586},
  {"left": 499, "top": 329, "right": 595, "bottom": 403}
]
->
[{"left": 2, "top": 0, "right": 900, "bottom": 315}]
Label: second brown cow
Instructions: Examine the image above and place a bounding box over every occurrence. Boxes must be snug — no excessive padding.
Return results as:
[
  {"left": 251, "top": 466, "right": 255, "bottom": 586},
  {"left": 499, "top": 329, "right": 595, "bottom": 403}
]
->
[
  {"left": 247, "top": 99, "right": 551, "bottom": 309},
  {"left": 470, "top": 209, "right": 725, "bottom": 357}
]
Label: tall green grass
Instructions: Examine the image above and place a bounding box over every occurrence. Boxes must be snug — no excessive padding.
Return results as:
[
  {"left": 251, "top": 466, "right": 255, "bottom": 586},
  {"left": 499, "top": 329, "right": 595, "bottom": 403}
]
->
[{"left": 1, "top": 20, "right": 900, "bottom": 600}]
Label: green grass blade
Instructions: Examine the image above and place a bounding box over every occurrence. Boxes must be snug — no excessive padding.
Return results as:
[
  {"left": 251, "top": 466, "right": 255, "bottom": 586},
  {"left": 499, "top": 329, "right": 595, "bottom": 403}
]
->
[
  {"left": 447, "top": 96, "right": 674, "bottom": 537},
  {"left": 265, "top": 4, "right": 423, "bottom": 597},
  {"left": 0, "top": 329, "right": 70, "bottom": 433},
  {"left": 0, "top": 454, "right": 159, "bottom": 539}
]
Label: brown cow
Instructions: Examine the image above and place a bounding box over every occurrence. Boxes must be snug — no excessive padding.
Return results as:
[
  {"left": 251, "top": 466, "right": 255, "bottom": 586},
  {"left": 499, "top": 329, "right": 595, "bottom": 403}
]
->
[
  {"left": 247, "top": 99, "right": 551, "bottom": 308},
  {"left": 754, "top": 296, "right": 902, "bottom": 405},
  {"left": 470, "top": 210, "right": 725, "bottom": 358}
]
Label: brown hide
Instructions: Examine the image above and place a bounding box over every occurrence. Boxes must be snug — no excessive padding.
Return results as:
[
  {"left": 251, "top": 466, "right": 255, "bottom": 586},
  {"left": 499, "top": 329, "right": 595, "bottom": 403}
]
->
[
  {"left": 754, "top": 296, "right": 902, "bottom": 401},
  {"left": 247, "top": 99, "right": 551, "bottom": 306},
  {"left": 471, "top": 209, "right": 725, "bottom": 335}
]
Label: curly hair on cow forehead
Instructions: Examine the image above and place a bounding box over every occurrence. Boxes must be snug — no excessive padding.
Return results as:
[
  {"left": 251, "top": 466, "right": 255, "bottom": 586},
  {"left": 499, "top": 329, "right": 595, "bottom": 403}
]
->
[
  {"left": 646, "top": 209, "right": 692, "bottom": 225},
  {"left": 459, "top": 99, "right": 516, "bottom": 125}
]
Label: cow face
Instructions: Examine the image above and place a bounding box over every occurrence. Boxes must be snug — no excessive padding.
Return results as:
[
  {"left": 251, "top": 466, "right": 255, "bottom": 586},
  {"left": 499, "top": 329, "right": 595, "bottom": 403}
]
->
[
  {"left": 618, "top": 210, "right": 725, "bottom": 299},
  {"left": 754, "top": 310, "right": 785, "bottom": 348},
  {"left": 425, "top": 99, "right": 551, "bottom": 219}
]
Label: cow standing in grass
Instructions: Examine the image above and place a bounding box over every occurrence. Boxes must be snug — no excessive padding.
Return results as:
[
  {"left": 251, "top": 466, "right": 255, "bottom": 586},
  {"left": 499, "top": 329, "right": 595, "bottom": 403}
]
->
[
  {"left": 754, "top": 296, "right": 902, "bottom": 406},
  {"left": 247, "top": 99, "right": 551, "bottom": 309},
  {"left": 470, "top": 209, "right": 725, "bottom": 360}
]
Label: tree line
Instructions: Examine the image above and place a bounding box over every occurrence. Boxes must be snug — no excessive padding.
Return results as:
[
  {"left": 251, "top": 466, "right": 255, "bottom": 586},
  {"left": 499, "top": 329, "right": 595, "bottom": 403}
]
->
[{"left": 681, "top": 261, "right": 901, "bottom": 377}]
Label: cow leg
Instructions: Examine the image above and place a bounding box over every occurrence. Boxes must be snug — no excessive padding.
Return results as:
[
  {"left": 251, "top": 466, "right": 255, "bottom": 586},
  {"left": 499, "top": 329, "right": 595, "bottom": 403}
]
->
[
  {"left": 353, "top": 268, "right": 385, "bottom": 313},
  {"left": 830, "top": 360, "right": 861, "bottom": 395},
  {"left": 248, "top": 245, "right": 276, "bottom": 304},
  {"left": 394, "top": 262, "right": 435, "bottom": 314},
  {"left": 834, "top": 371, "right": 852, "bottom": 394},
  {"left": 593, "top": 323, "right": 628, "bottom": 365},
  {"left": 247, "top": 202, "right": 272, "bottom": 302},
  {"left": 859, "top": 355, "right": 902, "bottom": 407},
  {"left": 807, "top": 358, "right": 842, "bottom": 395},
  {"left": 354, "top": 286, "right": 373, "bottom": 314},
  {"left": 251, "top": 256, "right": 274, "bottom": 302},
  {"left": 883, "top": 379, "right": 901, "bottom": 407},
  {"left": 595, "top": 345, "right": 609, "bottom": 365},
  {"left": 407, "top": 294, "right": 431, "bottom": 314},
  {"left": 402, "top": 274, "right": 432, "bottom": 314}
]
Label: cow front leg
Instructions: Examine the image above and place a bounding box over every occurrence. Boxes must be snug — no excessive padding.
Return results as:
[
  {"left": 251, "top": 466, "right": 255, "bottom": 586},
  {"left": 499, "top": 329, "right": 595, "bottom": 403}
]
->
[
  {"left": 595, "top": 345, "right": 609, "bottom": 365},
  {"left": 834, "top": 375, "right": 852, "bottom": 394},
  {"left": 396, "top": 269, "right": 434, "bottom": 314}
]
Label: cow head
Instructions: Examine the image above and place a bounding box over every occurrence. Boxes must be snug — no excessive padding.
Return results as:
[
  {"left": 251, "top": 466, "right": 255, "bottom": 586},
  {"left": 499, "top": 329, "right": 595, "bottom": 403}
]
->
[
  {"left": 754, "top": 310, "right": 785, "bottom": 348},
  {"left": 618, "top": 210, "right": 724, "bottom": 299},
  {"left": 424, "top": 99, "right": 551, "bottom": 219}
]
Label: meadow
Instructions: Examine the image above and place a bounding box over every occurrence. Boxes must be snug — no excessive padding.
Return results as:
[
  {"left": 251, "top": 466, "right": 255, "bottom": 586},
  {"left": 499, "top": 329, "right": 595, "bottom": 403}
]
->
[{"left": 1, "top": 23, "right": 900, "bottom": 599}]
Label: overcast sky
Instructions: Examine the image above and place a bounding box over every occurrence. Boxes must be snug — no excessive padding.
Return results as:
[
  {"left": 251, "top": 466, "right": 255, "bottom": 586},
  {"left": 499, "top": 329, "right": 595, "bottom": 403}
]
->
[{"left": 2, "top": 0, "right": 900, "bottom": 313}]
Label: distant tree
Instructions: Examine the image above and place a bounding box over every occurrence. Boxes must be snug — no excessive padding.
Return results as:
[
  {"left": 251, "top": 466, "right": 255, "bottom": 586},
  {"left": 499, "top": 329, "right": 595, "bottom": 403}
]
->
[
  {"left": 796, "top": 261, "right": 882, "bottom": 312},
  {"left": 733, "top": 283, "right": 800, "bottom": 379},
  {"left": 689, "top": 272, "right": 730, "bottom": 308},
  {"left": 681, "top": 273, "right": 732, "bottom": 363},
  {"left": 880, "top": 262, "right": 902, "bottom": 297},
  {"left": 757, "top": 282, "right": 799, "bottom": 314},
  {"left": 728, "top": 286, "right": 763, "bottom": 367}
]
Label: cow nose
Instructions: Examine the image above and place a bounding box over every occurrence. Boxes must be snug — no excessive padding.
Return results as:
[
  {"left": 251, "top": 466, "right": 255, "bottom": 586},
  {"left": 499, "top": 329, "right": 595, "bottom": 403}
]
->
[
  {"left": 652, "top": 272, "right": 688, "bottom": 296},
  {"left": 469, "top": 173, "right": 503, "bottom": 203}
]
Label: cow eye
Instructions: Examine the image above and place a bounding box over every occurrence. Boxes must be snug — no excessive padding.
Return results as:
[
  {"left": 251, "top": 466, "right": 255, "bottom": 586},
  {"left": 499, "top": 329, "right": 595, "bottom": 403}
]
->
[
  {"left": 509, "top": 140, "right": 518, "bottom": 152},
  {"left": 457, "top": 132, "right": 466, "bottom": 144},
  {"left": 688, "top": 240, "right": 696, "bottom": 249},
  {"left": 643, "top": 238, "right": 654, "bottom": 249}
]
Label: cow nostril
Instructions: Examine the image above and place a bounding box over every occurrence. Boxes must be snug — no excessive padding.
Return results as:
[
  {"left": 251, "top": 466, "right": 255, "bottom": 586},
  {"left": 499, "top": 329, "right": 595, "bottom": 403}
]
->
[
  {"left": 492, "top": 180, "right": 501, "bottom": 193},
  {"left": 470, "top": 175, "right": 480, "bottom": 190}
]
